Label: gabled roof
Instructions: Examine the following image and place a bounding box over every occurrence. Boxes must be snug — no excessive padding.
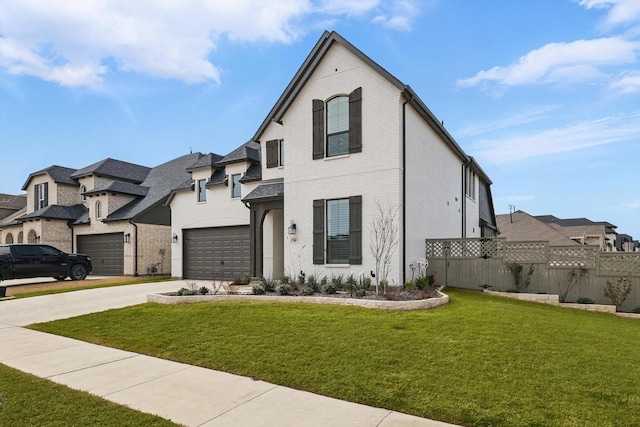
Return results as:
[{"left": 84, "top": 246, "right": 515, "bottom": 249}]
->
[
  {"left": 496, "top": 211, "right": 580, "bottom": 246},
  {"left": 242, "top": 181, "right": 284, "bottom": 203},
  {"left": 104, "top": 153, "right": 202, "bottom": 222},
  {"left": 535, "top": 215, "right": 617, "bottom": 234},
  {"left": 18, "top": 204, "right": 88, "bottom": 222},
  {"left": 216, "top": 140, "right": 260, "bottom": 165},
  {"left": 240, "top": 163, "right": 262, "bottom": 183},
  {"left": 22, "top": 165, "right": 78, "bottom": 190},
  {"left": 252, "top": 30, "right": 468, "bottom": 162},
  {"left": 186, "top": 153, "right": 224, "bottom": 172},
  {"left": 0, "top": 193, "right": 27, "bottom": 210},
  {"left": 71, "top": 158, "right": 151, "bottom": 183},
  {"left": 84, "top": 181, "right": 149, "bottom": 197}
]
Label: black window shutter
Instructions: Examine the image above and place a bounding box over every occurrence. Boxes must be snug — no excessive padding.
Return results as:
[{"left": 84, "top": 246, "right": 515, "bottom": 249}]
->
[
  {"left": 312, "top": 99, "right": 325, "bottom": 159},
  {"left": 349, "top": 87, "right": 362, "bottom": 154},
  {"left": 313, "top": 199, "right": 325, "bottom": 264},
  {"left": 33, "top": 184, "right": 38, "bottom": 210},
  {"left": 265, "top": 140, "right": 278, "bottom": 168},
  {"left": 44, "top": 183, "right": 48, "bottom": 206},
  {"left": 349, "top": 195, "right": 362, "bottom": 264}
]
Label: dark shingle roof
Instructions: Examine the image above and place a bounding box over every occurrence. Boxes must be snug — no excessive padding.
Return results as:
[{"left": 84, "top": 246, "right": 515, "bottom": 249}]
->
[
  {"left": 84, "top": 181, "right": 149, "bottom": 197},
  {"left": 22, "top": 165, "right": 77, "bottom": 190},
  {"left": 105, "top": 152, "right": 202, "bottom": 222},
  {"left": 0, "top": 193, "right": 27, "bottom": 210},
  {"left": 18, "top": 204, "right": 88, "bottom": 221},
  {"left": 216, "top": 141, "right": 260, "bottom": 165},
  {"left": 70, "top": 158, "right": 151, "bottom": 183},
  {"left": 242, "top": 181, "right": 284, "bottom": 203},
  {"left": 186, "top": 153, "right": 224, "bottom": 171},
  {"left": 240, "top": 163, "right": 262, "bottom": 183},
  {"left": 206, "top": 168, "right": 227, "bottom": 187}
]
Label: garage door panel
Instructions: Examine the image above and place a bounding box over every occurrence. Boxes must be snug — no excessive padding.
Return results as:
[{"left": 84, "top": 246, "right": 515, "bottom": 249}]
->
[
  {"left": 183, "top": 226, "right": 250, "bottom": 280},
  {"left": 77, "top": 233, "right": 124, "bottom": 276}
]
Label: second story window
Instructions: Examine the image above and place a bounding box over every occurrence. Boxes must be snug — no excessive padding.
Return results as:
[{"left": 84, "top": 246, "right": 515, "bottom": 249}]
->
[
  {"left": 96, "top": 201, "right": 103, "bottom": 218},
  {"left": 81, "top": 185, "right": 87, "bottom": 202},
  {"left": 34, "top": 183, "right": 48, "bottom": 210},
  {"left": 312, "top": 87, "right": 362, "bottom": 160},
  {"left": 266, "top": 139, "right": 285, "bottom": 168},
  {"left": 326, "top": 96, "right": 349, "bottom": 157},
  {"left": 231, "top": 174, "right": 241, "bottom": 198},
  {"left": 197, "top": 179, "right": 207, "bottom": 202}
]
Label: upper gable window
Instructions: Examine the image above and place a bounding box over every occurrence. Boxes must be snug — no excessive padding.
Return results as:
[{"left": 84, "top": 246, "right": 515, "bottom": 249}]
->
[
  {"left": 313, "top": 87, "right": 362, "bottom": 160},
  {"left": 197, "top": 179, "right": 207, "bottom": 202},
  {"left": 34, "top": 183, "right": 48, "bottom": 210},
  {"left": 326, "top": 96, "right": 349, "bottom": 157},
  {"left": 96, "top": 201, "right": 103, "bottom": 218},
  {"left": 231, "top": 174, "right": 242, "bottom": 198},
  {"left": 266, "top": 139, "right": 284, "bottom": 168},
  {"left": 81, "top": 185, "right": 87, "bottom": 202}
]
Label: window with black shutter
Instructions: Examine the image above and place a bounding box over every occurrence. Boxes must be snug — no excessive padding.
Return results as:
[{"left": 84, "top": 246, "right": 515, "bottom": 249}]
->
[
  {"left": 312, "top": 87, "right": 362, "bottom": 159},
  {"left": 266, "top": 139, "right": 279, "bottom": 168}
]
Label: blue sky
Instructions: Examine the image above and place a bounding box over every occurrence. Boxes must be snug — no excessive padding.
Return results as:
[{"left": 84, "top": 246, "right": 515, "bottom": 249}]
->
[{"left": 1, "top": 0, "right": 639, "bottom": 238}]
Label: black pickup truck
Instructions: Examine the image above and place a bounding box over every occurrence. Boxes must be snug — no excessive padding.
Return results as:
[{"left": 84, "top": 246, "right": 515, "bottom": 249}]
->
[{"left": 0, "top": 244, "right": 92, "bottom": 281}]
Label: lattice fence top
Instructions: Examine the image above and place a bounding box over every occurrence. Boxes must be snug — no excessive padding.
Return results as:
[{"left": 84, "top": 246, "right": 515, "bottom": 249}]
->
[
  {"left": 599, "top": 252, "right": 640, "bottom": 275},
  {"left": 548, "top": 246, "right": 597, "bottom": 268},
  {"left": 425, "top": 238, "right": 639, "bottom": 276}
]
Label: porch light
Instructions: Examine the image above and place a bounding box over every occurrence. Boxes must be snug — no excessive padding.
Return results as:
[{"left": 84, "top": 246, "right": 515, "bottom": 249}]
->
[
  {"left": 124, "top": 233, "right": 130, "bottom": 244},
  {"left": 288, "top": 220, "right": 297, "bottom": 235},
  {"left": 172, "top": 233, "right": 178, "bottom": 243}
]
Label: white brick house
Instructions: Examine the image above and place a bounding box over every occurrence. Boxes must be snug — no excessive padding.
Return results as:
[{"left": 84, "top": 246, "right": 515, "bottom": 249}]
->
[{"left": 170, "top": 31, "right": 496, "bottom": 286}]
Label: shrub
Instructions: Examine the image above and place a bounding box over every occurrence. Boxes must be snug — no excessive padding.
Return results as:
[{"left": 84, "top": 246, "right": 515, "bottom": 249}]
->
[
  {"left": 323, "top": 282, "right": 338, "bottom": 294},
  {"left": 331, "top": 274, "right": 345, "bottom": 291},
  {"left": 414, "top": 276, "right": 429, "bottom": 290},
  {"left": 556, "top": 268, "right": 586, "bottom": 303},
  {"left": 404, "top": 280, "right": 415, "bottom": 291},
  {"left": 604, "top": 273, "right": 633, "bottom": 310},
  {"left": 177, "top": 287, "right": 196, "bottom": 296},
  {"left": 198, "top": 286, "right": 210, "bottom": 295},
  {"left": 576, "top": 297, "right": 594, "bottom": 304},
  {"left": 632, "top": 306, "right": 640, "bottom": 314},
  {"left": 307, "top": 275, "right": 320, "bottom": 293},
  {"left": 252, "top": 285, "right": 265, "bottom": 295},
  {"left": 279, "top": 274, "right": 291, "bottom": 284},
  {"left": 261, "top": 278, "right": 277, "bottom": 293},
  {"left": 355, "top": 289, "right": 366, "bottom": 298},
  {"left": 278, "top": 283, "right": 292, "bottom": 296},
  {"left": 300, "top": 285, "right": 315, "bottom": 296}
]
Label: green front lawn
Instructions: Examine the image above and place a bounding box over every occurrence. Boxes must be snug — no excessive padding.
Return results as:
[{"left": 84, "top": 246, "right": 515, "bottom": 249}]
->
[
  {"left": 0, "top": 364, "right": 177, "bottom": 426},
  {"left": 30, "top": 288, "right": 640, "bottom": 427}
]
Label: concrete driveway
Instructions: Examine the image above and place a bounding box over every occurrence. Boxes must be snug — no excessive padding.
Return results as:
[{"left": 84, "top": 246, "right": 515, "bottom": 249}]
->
[{"left": 0, "top": 280, "right": 459, "bottom": 427}]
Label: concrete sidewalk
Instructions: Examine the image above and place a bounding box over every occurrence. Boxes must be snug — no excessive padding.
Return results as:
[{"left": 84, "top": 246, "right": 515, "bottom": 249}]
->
[{"left": 0, "top": 280, "right": 459, "bottom": 426}]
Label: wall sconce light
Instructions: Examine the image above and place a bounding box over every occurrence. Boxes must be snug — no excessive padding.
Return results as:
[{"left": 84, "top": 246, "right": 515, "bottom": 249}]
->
[
  {"left": 124, "top": 233, "right": 130, "bottom": 244},
  {"left": 288, "top": 220, "right": 297, "bottom": 235},
  {"left": 172, "top": 233, "right": 178, "bottom": 243}
]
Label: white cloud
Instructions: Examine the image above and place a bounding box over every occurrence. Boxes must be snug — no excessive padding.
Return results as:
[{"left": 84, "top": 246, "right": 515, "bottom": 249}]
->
[
  {"left": 457, "top": 37, "right": 639, "bottom": 89},
  {"left": 0, "top": 0, "right": 412, "bottom": 90},
  {"left": 578, "top": 0, "right": 640, "bottom": 29},
  {"left": 622, "top": 199, "right": 640, "bottom": 210},
  {"left": 609, "top": 70, "right": 640, "bottom": 93},
  {"left": 371, "top": 0, "right": 421, "bottom": 31},
  {"left": 469, "top": 110, "right": 640, "bottom": 164},
  {"left": 457, "top": 105, "right": 558, "bottom": 137}
]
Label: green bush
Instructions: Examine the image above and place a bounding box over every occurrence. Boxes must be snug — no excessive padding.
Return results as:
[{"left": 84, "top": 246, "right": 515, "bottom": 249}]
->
[
  {"left": 331, "top": 275, "right": 345, "bottom": 291},
  {"left": 404, "top": 280, "right": 416, "bottom": 291},
  {"left": 414, "top": 276, "right": 429, "bottom": 290},
  {"left": 252, "top": 285, "right": 265, "bottom": 295},
  {"left": 278, "top": 283, "right": 292, "bottom": 296},
  {"left": 577, "top": 297, "right": 595, "bottom": 304},
  {"left": 177, "top": 287, "right": 196, "bottom": 296},
  {"left": 198, "top": 286, "right": 210, "bottom": 295},
  {"left": 261, "top": 278, "right": 277, "bottom": 293},
  {"left": 323, "top": 282, "right": 338, "bottom": 294},
  {"left": 355, "top": 289, "right": 366, "bottom": 298},
  {"left": 300, "top": 285, "right": 315, "bottom": 296}
]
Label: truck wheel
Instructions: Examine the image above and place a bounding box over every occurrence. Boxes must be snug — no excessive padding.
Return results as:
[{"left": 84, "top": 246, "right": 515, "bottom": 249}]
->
[
  {"left": 54, "top": 276, "right": 67, "bottom": 281},
  {"left": 70, "top": 265, "right": 88, "bottom": 280}
]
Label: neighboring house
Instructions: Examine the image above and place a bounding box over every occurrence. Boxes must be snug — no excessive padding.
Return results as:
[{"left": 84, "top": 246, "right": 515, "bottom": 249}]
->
[
  {"left": 168, "top": 31, "right": 497, "bottom": 285},
  {"left": 534, "top": 214, "right": 630, "bottom": 251},
  {"left": 496, "top": 211, "right": 582, "bottom": 246},
  {"left": 0, "top": 193, "right": 27, "bottom": 221},
  {"left": 498, "top": 211, "right": 637, "bottom": 251},
  {"left": 0, "top": 154, "right": 201, "bottom": 276},
  {"left": 167, "top": 141, "right": 262, "bottom": 280}
]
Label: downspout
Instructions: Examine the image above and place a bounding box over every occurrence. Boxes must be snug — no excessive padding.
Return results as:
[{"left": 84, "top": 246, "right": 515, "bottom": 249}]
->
[
  {"left": 402, "top": 97, "right": 409, "bottom": 287},
  {"left": 68, "top": 222, "right": 74, "bottom": 252},
  {"left": 129, "top": 219, "right": 138, "bottom": 276},
  {"left": 461, "top": 162, "right": 467, "bottom": 238}
]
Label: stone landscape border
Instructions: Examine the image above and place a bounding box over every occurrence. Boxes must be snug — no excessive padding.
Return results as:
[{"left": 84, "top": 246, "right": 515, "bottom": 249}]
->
[
  {"left": 148, "top": 291, "right": 449, "bottom": 311},
  {"left": 483, "top": 289, "right": 640, "bottom": 318}
]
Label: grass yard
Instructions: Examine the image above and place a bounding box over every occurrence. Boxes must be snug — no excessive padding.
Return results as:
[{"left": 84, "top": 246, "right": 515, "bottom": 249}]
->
[
  {"left": 0, "top": 364, "right": 177, "bottom": 426},
  {"left": 30, "top": 288, "right": 640, "bottom": 427}
]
